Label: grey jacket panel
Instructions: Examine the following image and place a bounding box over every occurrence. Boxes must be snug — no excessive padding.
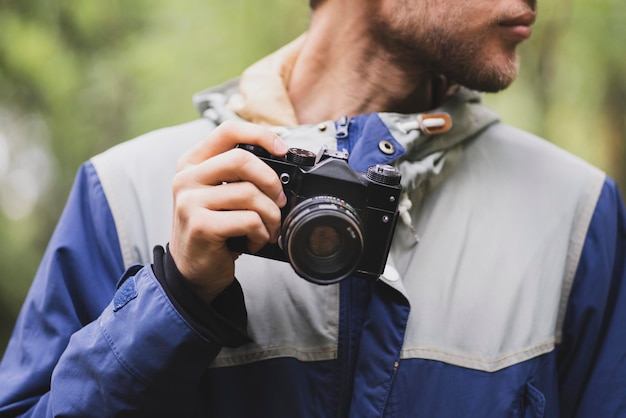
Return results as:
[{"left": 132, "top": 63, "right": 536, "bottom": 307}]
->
[{"left": 389, "top": 123, "right": 605, "bottom": 371}]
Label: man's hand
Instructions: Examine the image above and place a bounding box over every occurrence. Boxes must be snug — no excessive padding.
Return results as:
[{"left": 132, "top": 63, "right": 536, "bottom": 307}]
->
[{"left": 169, "top": 120, "right": 288, "bottom": 303}]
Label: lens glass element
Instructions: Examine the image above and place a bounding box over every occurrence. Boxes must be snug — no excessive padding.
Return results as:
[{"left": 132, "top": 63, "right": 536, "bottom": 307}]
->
[
  {"left": 281, "top": 196, "right": 364, "bottom": 284},
  {"left": 308, "top": 225, "right": 341, "bottom": 258}
]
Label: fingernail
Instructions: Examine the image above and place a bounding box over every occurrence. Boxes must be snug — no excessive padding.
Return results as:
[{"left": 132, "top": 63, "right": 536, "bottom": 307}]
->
[
  {"left": 278, "top": 191, "right": 287, "bottom": 207},
  {"left": 273, "top": 136, "right": 288, "bottom": 154}
]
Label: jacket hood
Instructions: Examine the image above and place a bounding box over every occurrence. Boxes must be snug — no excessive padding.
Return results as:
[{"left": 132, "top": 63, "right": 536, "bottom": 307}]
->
[{"left": 194, "top": 80, "right": 499, "bottom": 187}]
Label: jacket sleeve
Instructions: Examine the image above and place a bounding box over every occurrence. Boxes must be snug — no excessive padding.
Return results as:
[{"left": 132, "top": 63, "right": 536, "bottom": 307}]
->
[
  {"left": 556, "top": 178, "right": 626, "bottom": 417},
  {"left": 0, "top": 162, "right": 225, "bottom": 417}
]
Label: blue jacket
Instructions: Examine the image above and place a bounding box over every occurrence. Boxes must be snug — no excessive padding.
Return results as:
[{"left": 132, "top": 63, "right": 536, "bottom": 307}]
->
[{"left": 1, "top": 80, "right": 625, "bottom": 417}]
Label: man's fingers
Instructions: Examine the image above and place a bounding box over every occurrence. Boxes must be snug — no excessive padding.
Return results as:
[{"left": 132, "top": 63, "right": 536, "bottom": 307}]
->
[
  {"left": 178, "top": 120, "right": 288, "bottom": 169},
  {"left": 168, "top": 120, "right": 289, "bottom": 297},
  {"left": 175, "top": 181, "right": 283, "bottom": 239},
  {"left": 174, "top": 147, "right": 287, "bottom": 207},
  {"left": 212, "top": 183, "right": 284, "bottom": 235},
  {"left": 183, "top": 208, "right": 275, "bottom": 252}
]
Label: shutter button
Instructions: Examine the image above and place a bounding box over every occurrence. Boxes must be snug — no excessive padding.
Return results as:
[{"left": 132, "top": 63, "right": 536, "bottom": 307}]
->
[{"left": 378, "top": 140, "right": 396, "bottom": 155}]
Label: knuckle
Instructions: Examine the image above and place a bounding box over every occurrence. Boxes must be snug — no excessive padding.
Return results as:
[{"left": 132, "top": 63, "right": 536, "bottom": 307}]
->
[
  {"left": 186, "top": 212, "right": 217, "bottom": 241},
  {"left": 242, "top": 210, "right": 264, "bottom": 229},
  {"left": 173, "top": 187, "right": 194, "bottom": 210},
  {"left": 232, "top": 149, "right": 264, "bottom": 179},
  {"left": 185, "top": 210, "right": 225, "bottom": 246},
  {"left": 269, "top": 206, "right": 283, "bottom": 225},
  {"left": 171, "top": 171, "right": 191, "bottom": 195},
  {"left": 243, "top": 214, "right": 268, "bottom": 241},
  {"left": 176, "top": 157, "right": 187, "bottom": 172},
  {"left": 230, "top": 147, "right": 253, "bottom": 165},
  {"left": 176, "top": 149, "right": 195, "bottom": 172},
  {"left": 218, "top": 119, "right": 243, "bottom": 138}
]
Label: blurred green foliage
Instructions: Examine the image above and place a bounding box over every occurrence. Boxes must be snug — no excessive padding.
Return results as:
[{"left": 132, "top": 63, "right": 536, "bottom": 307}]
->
[
  {"left": 0, "top": 0, "right": 624, "bottom": 353},
  {"left": 0, "top": 0, "right": 310, "bottom": 351}
]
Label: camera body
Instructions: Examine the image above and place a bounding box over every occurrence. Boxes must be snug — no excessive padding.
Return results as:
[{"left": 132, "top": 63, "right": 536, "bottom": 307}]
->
[{"left": 227, "top": 144, "right": 403, "bottom": 285}]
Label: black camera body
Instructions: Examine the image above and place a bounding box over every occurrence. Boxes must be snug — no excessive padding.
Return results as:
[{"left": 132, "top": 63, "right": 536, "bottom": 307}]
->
[{"left": 227, "top": 144, "right": 403, "bottom": 285}]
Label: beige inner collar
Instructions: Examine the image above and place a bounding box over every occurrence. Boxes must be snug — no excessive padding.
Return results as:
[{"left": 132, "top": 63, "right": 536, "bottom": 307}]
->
[{"left": 227, "top": 35, "right": 306, "bottom": 127}]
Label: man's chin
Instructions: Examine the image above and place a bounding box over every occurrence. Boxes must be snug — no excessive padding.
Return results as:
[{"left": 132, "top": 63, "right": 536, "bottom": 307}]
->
[{"left": 455, "top": 63, "right": 519, "bottom": 93}]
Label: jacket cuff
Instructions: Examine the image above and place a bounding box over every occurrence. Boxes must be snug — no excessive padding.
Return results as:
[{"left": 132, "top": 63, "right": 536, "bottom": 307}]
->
[{"left": 151, "top": 245, "right": 252, "bottom": 347}]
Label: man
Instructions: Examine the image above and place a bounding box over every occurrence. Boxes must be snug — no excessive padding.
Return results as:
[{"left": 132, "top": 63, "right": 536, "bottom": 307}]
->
[{"left": 1, "top": 0, "right": 625, "bottom": 416}]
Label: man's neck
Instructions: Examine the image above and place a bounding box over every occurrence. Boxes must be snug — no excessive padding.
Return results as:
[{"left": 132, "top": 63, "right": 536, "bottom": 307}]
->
[{"left": 287, "top": 3, "right": 444, "bottom": 124}]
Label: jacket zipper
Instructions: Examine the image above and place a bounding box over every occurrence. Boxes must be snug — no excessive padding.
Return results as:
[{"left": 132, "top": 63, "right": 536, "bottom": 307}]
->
[
  {"left": 337, "top": 278, "right": 353, "bottom": 417},
  {"left": 335, "top": 115, "right": 352, "bottom": 417}
]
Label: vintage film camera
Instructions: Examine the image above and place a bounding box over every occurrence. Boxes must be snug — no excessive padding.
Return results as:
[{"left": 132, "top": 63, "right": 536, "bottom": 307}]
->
[{"left": 227, "top": 144, "right": 403, "bottom": 285}]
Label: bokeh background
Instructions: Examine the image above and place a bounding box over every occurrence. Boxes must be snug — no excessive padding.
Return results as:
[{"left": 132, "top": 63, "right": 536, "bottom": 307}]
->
[{"left": 0, "top": 0, "right": 624, "bottom": 353}]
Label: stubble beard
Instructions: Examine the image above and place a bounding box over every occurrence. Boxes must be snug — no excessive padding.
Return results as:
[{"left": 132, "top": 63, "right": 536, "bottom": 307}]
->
[
  {"left": 371, "top": 18, "right": 521, "bottom": 93},
  {"left": 425, "top": 27, "right": 521, "bottom": 93}
]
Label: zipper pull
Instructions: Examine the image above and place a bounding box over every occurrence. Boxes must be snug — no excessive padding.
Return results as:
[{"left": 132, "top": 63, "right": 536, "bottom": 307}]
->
[
  {"left": 335, "top": 115, "right": 350, "bottom": 139},
  {"left": 417, "top": 113, "right": 452, "bottom": 135},
  {"left": 397, "top": 112, "right": 452, "bottom": 135}
]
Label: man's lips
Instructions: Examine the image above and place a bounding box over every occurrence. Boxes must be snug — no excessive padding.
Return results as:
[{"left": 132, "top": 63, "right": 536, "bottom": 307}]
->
[{"left": 498, "top": 11, "right": 537, "bottom": 40}]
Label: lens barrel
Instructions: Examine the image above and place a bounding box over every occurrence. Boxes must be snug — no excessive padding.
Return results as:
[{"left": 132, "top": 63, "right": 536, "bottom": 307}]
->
[{"left": 281, "top": 196, "right": 364, "bottom": 284}]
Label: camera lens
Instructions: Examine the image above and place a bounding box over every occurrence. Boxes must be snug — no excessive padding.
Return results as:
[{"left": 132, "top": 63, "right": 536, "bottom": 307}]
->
[
  {"left": 281, "top": 196, "right": 364, "bottom": 284},
  {"left": 308, "top": 225, "right": 341, "bottom": 257}
]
